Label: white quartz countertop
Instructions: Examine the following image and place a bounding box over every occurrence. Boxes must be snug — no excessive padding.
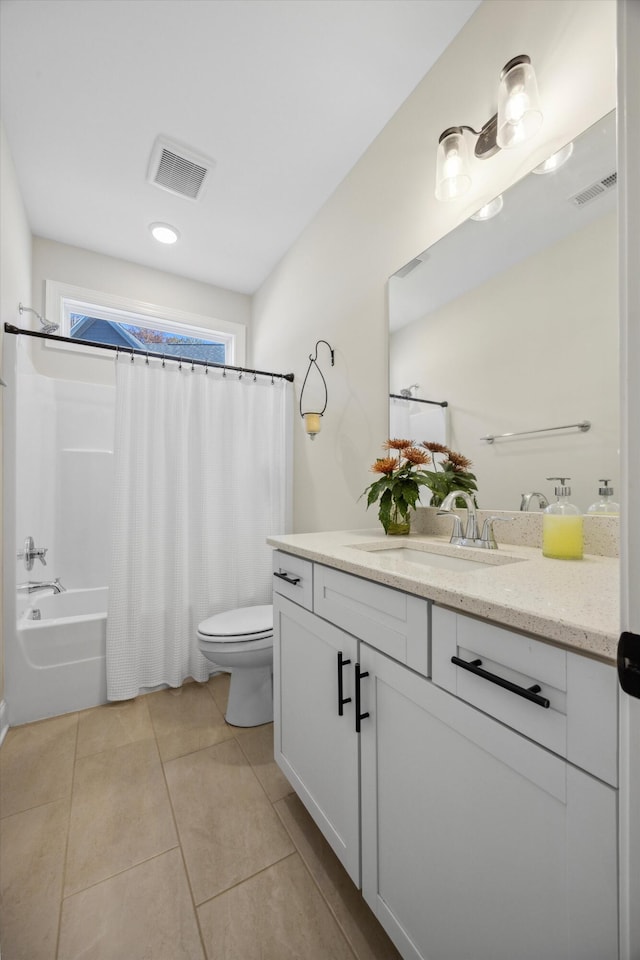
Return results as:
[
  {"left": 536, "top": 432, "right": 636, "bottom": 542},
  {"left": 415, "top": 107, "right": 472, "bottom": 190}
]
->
[{"left": 267, "top": 528, "right": 620, "bottom": 664}]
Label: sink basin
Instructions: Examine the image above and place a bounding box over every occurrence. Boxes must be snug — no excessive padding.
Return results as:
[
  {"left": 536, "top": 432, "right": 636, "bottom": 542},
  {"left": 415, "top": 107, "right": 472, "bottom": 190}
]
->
[
  {"left": 353, "top": 542, "right": 523, "bottom": 573},
  {"left": 375, "top": 546, "right": 497, "bottom": 572}
]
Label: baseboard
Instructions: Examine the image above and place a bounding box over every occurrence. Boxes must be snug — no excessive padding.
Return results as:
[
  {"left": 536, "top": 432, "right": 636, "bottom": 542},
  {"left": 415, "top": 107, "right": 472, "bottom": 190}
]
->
[{"left": 0, "top": 699, "right": 9, "bottom": 748}]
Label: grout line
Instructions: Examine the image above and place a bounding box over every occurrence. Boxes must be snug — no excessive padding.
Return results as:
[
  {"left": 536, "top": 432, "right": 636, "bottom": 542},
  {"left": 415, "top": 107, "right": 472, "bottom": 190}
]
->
[
  {"left": 194, "top": 849, "right": 300, "bottom": 910},
  {"left": 55, "top": 712, "right": 80, "bottom": 960},
  {"left": 59, "top": 845, "right": 182, "bottom": 902}
]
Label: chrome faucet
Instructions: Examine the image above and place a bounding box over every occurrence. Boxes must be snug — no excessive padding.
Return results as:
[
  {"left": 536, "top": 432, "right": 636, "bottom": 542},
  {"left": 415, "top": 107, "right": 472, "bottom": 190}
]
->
[
  {"left": 437, "top": 491, "right": 508, "bottom": 550},
  {"left": 520, "top": 491, "right": 549, "bottom": 511},
  {"left": 17, "top": 578, "right": 66, "bottom": 595}
]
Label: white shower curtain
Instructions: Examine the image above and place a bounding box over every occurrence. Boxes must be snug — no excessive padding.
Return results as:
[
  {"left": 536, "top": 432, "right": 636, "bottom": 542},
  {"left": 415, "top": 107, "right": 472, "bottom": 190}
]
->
[{"left": 106, "top": 356, "right": 291, "bottom": 701}]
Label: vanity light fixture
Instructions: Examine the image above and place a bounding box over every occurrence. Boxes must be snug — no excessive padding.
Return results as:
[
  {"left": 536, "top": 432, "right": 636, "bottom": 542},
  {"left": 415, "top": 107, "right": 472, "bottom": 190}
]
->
[
  {"left": 299, "top": 340, "right": 335, "bottom": 440},
  {"left": 149, "top": 222, "right": 180, "bottom": 244},
  {"left": 435, "top": 54, "right": 543, "bottom": 201},
  {"left": 531, "top": 141, "right": 574, "bottom": 175},
  {"left": 470, "top": 194, "right": 504, "bottom": 221}
]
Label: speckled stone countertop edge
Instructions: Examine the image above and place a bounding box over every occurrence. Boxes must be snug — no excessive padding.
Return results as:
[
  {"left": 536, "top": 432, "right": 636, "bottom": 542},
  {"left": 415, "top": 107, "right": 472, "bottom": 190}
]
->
[{"left": 268, "top": 528, "right": 619, "bottom": 665}]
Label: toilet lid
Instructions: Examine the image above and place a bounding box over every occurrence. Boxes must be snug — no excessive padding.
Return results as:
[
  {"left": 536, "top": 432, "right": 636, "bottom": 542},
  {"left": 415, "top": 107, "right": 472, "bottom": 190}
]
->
[{"left": 198, "top": 604, "right": 273, "bottom": 641}]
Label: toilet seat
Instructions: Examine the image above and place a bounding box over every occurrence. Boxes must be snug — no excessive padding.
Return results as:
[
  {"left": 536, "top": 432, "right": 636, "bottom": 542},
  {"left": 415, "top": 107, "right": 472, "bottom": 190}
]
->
[{"left": 197, "top": 604, "right": 273, "bottom": 647}]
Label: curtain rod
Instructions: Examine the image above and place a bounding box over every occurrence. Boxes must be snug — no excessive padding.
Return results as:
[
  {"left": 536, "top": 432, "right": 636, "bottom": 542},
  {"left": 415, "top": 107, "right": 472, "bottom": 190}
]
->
[
  {"left": 389, "top": 393, "right": 448, "bottom": 407},
  {"left": 3, "top": 324, "right": 295, "bottom": 382}
]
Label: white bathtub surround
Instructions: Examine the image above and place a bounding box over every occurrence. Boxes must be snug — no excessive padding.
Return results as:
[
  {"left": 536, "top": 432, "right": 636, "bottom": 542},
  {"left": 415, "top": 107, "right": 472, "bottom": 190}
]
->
[{"left": 107, "top": 355, "right": 291, "bottom": 701}]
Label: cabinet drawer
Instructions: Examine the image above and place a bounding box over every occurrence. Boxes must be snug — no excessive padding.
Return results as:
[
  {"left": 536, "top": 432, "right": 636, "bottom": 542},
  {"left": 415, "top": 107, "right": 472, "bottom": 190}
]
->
[
  {"left": 272, "top": 550, "right": 313, "bottom": 610},
  {"left": 314, "top": 564, "right": 429, "bottom": 675},
  {"left": 432, "top": 605, "right": 618, "bottom": 786}
]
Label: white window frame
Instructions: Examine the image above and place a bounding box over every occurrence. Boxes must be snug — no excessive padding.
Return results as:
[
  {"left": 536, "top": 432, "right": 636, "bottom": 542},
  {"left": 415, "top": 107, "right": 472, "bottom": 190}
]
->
[{"left": 44, "top": 280, "right": 246, "bottom": 366}]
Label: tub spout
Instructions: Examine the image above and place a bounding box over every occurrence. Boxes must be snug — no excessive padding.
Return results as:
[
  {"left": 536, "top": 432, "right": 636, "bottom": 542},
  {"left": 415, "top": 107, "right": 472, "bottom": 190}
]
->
[{"left": 17, "top": 578, "right": 66, "bottom": 595}]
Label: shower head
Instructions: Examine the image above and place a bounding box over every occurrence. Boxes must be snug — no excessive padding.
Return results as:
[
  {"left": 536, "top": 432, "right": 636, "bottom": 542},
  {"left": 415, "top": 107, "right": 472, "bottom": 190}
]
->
[
  {"left": 18, "top": 302, "right": 59, "bottom": 334},
  {"left": 399, "top": 384, "right": 419, "bottom": 398}
]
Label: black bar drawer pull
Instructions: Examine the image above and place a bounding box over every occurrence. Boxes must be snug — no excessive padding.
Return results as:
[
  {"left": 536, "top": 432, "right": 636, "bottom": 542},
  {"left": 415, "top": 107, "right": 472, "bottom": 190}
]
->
[
  {"left": 273, "top": 570, "right": 301, "bottom": 586},
  {"left": 337, "top": 652, "right": 352, "bottom": 716},
  {"left": 355, "top": 663, "right": 370, "bottom": 732},
  {"left": 451, "top": 656, "right": 551, "bottom": 709}
]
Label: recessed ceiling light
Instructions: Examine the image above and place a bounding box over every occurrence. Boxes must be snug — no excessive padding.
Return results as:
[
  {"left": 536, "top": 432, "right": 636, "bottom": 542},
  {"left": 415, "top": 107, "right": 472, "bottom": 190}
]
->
[
  {"left": 470, "top": 194, "right": 504, "bottom": 221},
  {"left": 150, "top": 222, "right": 180, "bottom": 244},
  {"left": 531, "top": 142, "right": 574, "bottom": 175}
]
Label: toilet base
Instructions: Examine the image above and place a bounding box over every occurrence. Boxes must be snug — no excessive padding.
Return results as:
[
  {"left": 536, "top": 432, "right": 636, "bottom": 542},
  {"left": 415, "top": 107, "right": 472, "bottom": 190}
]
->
[{"left": 225, "top": 665, "right": 273, "bottom": 727}]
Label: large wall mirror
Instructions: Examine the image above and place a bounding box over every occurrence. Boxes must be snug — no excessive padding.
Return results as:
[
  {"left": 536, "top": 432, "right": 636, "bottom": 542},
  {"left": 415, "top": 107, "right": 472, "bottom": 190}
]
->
[{"left": 388, "top": 110, "right": 617, "bottom": 513}]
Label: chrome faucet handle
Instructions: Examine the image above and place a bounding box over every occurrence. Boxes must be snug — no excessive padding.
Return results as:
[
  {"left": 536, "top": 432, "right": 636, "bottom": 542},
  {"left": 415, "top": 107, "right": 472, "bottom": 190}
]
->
[
  {"left": 437, "top": 511, "right": 465, "bottom": 542},
  {"left": 17, "top": 536, "right": 48, "bottom": 569},
  {"left": 480, "top": 516, "right": 510, "bottom": 549}
]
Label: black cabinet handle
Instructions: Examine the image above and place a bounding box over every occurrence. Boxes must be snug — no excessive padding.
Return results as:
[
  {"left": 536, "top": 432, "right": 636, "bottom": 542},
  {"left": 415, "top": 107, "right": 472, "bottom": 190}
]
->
[
  {"left": 273, "top": 570, "right": 301, "bottom": 586},
  {"left": 451, "top": 656, "right": 550, "bottom": 709},
  {"left": 337, "top": 652, "right": 352, "bottom": 716},
  {"left": 355, "top": 662, "right": 370, "bottom": 732}
]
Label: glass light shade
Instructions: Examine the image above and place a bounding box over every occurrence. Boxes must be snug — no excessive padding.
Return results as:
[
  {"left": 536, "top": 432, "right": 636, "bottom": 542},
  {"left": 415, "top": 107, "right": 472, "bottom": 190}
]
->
[
  {"left": 496, "top": 56, "right": 543, "bottom": 149},
  {"left": 435, "top": 129, "right": 471, "bottom": 201},
  {"left": 150, "top": 222, "right": 179, "bottom": 244},
  {"left": 531, "top": 141, "right": 574, "bottom": 174},
  {"left": 303, "top": 412, "right": 322, "bottom": 439},
  {"left": 470, "top": 194, "right": 504, "bottom": 221}
]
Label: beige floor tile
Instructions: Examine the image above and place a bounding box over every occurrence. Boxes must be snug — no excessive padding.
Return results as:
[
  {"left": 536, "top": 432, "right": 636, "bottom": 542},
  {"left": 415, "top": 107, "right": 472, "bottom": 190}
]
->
[
  {"left": 275, "top": 794, "right": 402, "bottom": 960},
  {"left": 58, "top": 848, "right": 205, "bottom": 960},
  {"left": 235, "top": 723, "right": 294, "bottom": 802},
  {"left": 147, "top": 682, "right": 234, "bottom": 762},
  {"left": 207, "top": 672, "right": 230, "bottom": 714},
  {"left": 76, "top": 697, "right": 154, "bottom": 758},
  {"left": 198, "top": 852, "right": 354, "bottom": 960},
  {"left": 64, "top": 738, "right": 177, "bottom": 896},
  {"left": 164, "top": 738, "right": 294, "bottom": 904},
  {"left": 0, "top": 798, "right": 69, "bottom": 960},
  {"left": 0, "top": 712, "right": 77, "bottom": 818}
]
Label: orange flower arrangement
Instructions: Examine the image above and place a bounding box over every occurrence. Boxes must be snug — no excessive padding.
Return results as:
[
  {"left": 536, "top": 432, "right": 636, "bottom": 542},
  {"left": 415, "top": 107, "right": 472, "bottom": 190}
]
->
[{"left": 361, "top": 439, "right": 478, "bottom": 532}]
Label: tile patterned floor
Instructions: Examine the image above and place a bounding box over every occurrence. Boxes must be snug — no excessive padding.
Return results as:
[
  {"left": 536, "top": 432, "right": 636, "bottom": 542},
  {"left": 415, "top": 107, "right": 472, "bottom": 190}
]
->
[{"left": 0, "top": 675, "right": 401, "bottom": 960}]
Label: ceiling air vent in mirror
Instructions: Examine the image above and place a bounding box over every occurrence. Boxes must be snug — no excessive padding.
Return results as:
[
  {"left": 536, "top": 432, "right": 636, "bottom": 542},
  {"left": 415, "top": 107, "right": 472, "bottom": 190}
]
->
[
  {"left": 147, "top": 136, "right": 215, "bottom": 201},
  {"left": 569, "top": 171, "right": 617, "bottom": 208}
]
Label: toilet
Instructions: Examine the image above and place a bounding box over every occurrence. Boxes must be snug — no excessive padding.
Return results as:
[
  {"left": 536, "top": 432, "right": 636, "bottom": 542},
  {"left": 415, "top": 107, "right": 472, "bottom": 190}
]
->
[{"left": 197, "top": 604, "right": 273, "bottom": 727}]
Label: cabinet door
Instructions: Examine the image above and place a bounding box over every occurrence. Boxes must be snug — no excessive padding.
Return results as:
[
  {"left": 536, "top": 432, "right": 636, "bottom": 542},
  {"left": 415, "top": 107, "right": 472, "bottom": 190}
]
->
[
  {"left": 273, "top": 594, "right": 360, "bottom": 884},
  {"left": 360, "top": 645, "right": 618, "bottom": 960}
]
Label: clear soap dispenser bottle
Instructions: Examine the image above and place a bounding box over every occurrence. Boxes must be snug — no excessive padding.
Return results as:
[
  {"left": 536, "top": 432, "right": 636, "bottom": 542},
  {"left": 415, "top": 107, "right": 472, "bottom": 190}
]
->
[
  {"left": 587, "top": 479, "right": 620, "bottom": 515},
  {"left": 542, "top": 477, "right": 583, "bottom": 560}
]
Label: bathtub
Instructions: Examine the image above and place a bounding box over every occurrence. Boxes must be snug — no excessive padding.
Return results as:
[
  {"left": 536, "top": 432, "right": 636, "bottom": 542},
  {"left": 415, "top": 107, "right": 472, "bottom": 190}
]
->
[{"left": 13, "top": 587, "right": 108, "bottom": 724}]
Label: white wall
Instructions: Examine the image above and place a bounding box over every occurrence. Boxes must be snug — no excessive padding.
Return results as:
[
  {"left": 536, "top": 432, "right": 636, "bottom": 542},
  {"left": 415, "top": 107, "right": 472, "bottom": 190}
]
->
[
  {"left": 390, "top": 211, "right": 618, "bottom": 512},
  {"left": 252, "top": 0, "right": 617, "bottom": 533},
  {"left": 1, "top": 120, "right": 33, "bottom": 707},
  {"left": 28, "top": 236, "right": 252, "bottom": 384}
]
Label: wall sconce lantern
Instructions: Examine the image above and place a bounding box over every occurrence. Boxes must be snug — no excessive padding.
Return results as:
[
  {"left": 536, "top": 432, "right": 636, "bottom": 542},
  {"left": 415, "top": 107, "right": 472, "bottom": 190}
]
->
[
  {"left": 435, "top": 54, "right": 543, "bottom": 202},
  {"left": 299, "top": 340, "right": 335, "bottom": 440}
]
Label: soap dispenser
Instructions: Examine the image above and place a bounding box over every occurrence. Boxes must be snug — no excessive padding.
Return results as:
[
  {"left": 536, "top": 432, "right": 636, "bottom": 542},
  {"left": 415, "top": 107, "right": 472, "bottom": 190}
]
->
[
  {"left": 587, "top": 479, "right": 620, "bottom": 515},
  {"left": 542, "top": 477, "right": 583, "bottom": 560}
]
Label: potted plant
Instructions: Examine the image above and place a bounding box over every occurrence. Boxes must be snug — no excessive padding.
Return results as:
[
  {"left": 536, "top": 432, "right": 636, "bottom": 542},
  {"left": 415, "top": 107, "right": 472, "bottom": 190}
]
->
[{"left": 361, "top": 439, "right": 478, "bottom": 534}]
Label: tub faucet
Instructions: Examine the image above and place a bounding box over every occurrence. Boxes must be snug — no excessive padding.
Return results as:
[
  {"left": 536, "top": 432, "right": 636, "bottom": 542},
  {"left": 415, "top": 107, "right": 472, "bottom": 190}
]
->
[
  {"left": 437, "top": 491, "right": 508, "bottom": 550},
  {"left": 17, "top": 578, "right": 66, "bottom": 595},
  {"left": 520, "top": 491, "right": 549, "bottom": 511}
]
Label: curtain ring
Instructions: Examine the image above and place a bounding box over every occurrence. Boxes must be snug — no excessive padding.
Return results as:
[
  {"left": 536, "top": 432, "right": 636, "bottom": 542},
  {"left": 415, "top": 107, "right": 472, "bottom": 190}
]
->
[
  {"left": 162, "top": 354, "right": 165, "bottom": 368},
  {"left": 223, "top": 366, "right": 226, "bottom": 378},
  {"left": 271, "top": 374, "right": 274, "bottom": 385},
  {"left": 130, "top": 351, "right": 134, "bottom": 363},
  {"left": 145, "top": 352, "right": 149, "bottom": 365},
  {"left": 205, "top": 360, "right": 208, "bottom": 375},
  {"left": 238, "top": 370, "right": 243, "bottom": 380},
  {"left": 191, "top": 359, "right": 195, "bottom": 372},
  {"left": 179, "top": 357, "right": 182, "bottom": 370},
  {"left": 253, "top": 371, "right": 257, "bottom": 382}
]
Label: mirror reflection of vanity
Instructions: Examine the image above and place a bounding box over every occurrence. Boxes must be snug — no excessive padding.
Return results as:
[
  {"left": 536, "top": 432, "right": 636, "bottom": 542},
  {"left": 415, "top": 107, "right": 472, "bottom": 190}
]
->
[{"left": 388, "top": 111, "right": 617, "bottom": 513}]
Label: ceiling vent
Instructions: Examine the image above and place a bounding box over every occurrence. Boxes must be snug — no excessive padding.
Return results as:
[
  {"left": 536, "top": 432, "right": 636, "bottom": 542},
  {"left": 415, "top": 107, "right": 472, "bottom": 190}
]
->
[
  {"left": 569, "top": 171, "right": 617, "bottom": 208},
  {"left": 147, "top": 136, "right": 215, "bottom": 201}
]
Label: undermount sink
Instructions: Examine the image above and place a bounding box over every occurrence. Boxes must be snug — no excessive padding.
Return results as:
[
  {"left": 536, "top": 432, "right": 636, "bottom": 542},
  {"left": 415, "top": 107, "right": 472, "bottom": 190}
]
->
[{"left": 353, "top": 542, "right": 523, "bottom": 573}]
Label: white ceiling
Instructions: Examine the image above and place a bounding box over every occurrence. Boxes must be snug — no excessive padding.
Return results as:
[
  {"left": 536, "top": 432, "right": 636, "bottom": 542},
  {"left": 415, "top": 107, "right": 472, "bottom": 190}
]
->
[{"left": 0, "top": 0, "right": 480, "bottom": 295}]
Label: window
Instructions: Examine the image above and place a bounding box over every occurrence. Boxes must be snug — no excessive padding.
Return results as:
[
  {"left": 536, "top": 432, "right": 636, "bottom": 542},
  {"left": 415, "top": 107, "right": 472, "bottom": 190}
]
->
[{"left": 45, "top": 281, "right": 246, "bottom": 367}]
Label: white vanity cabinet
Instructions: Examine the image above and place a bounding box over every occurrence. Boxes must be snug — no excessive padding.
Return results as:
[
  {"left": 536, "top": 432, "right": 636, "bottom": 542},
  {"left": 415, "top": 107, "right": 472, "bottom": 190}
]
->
[
  {"left": 273, "top": 592, "right": 360, "bottom": 883},
  {"left": 359, "top": 638, "right": 619, "bottom": 960},
  {"left": 272, "top": 549, "right": 620, "bottom": 960}
]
